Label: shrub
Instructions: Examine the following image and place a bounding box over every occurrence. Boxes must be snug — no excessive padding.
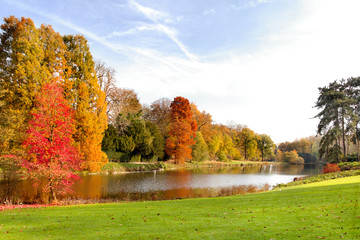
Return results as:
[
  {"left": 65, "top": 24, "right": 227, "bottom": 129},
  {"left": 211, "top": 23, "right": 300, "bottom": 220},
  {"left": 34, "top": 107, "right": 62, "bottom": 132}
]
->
[
  {"left": 290, "top": 157, "right": 305, "bottom": 165},
  {"left": 338, "top": 162, "right": 360, "bottom": 170},
  {"left": 322, "top": 163, "right": 341, "bottom": 173}
]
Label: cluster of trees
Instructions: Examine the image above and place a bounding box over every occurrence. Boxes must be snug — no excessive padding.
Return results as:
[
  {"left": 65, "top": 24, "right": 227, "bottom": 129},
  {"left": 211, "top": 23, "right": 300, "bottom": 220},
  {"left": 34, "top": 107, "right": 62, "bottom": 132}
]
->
[
  {"left": 277, "top": 137, "right": 320, "bottom": 164},
  {"left": 102, "top": 95, "right": 277, "bottom": 163},
  {"left": 0, "top": 16, "right": 279, "bottom": 201},
  {"left": 315, "top": 77, "right": 360, "bottom": 163},
  {"left": 0, "top": 16, "right": 108, "bottom": 200},
  {"left": 0, "top": 16, "right": 108, "bottom": 172}
]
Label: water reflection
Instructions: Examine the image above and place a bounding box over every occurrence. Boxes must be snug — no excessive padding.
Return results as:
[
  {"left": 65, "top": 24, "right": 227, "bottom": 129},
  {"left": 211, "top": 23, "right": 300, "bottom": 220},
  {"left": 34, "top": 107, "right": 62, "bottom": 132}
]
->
[{"left": 2, "top": 164, "right": 322, "bottom": 203}]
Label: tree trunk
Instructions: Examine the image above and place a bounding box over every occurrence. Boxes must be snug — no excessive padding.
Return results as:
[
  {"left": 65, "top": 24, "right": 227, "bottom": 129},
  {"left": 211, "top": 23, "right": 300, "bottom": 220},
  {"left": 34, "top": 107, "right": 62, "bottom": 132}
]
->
[
  {"left": 341, "top": 107, "right": 346, "bottom": 160},
  {"left": 357, "top": 127, "right": 360, "bottom": 162}
]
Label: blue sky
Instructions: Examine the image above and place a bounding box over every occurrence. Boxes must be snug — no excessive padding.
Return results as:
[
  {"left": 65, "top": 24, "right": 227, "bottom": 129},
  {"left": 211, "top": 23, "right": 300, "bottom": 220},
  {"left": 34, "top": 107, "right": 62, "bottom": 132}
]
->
[{"left": 2, "top": 0, "right": 360, "bottom": 143}]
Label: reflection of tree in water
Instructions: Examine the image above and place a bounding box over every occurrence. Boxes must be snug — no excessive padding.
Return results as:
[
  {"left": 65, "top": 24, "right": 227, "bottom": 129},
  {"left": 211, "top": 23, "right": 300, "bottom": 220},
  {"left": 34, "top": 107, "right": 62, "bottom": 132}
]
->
[
  {"left": 2, "top": 164, "right": 322, "bottom": 203},
  {"left": 13, "top": 179, "right": 49, "bottom": 203},
  {"left": 74, "top": 175, "right": 108, "bottom": 200},
  {"left": 284, "top": 165, "right": 304, "bottom": 175},
  {"left": 165, "top": 169, "right": 191, "bottom": 199}
]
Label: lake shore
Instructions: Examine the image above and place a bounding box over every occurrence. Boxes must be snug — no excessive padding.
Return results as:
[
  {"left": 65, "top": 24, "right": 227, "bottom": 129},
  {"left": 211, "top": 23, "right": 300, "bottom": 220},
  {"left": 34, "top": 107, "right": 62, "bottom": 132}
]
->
[{"left": 97, "top": 160, "right": 282, "bottom": 174}]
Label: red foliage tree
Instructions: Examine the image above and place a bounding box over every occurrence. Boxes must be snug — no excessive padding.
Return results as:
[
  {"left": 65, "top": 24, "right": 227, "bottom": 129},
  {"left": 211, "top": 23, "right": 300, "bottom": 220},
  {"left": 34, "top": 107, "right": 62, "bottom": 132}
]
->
[
  {"left": 22, "top": 82, "right": 81, "bottom": 202},
  {"left": 322, "top": 163, "right": 341, "bottom": 173},
  {"left": 166, "top": 97, "right": 197, "bottom": 164}
]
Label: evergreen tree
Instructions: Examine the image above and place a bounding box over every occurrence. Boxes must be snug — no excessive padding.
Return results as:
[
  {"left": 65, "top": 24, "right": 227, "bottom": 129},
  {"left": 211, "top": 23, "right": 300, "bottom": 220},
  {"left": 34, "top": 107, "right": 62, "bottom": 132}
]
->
[{"left": 315, "top": 80, "right": 355, "bottom": 162}]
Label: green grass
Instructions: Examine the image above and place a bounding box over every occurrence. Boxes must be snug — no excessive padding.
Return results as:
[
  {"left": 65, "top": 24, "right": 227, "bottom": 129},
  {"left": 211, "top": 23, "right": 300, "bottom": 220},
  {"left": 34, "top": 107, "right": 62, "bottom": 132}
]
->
[
  {"left": 100, "top": 162, "right": 166, "bottom": 173},
  {"left": 1, "top": 176, "right": 360, "bottom": 239},
  {"left": 275, "top": 170, "right": 360, "bottom": 188}
]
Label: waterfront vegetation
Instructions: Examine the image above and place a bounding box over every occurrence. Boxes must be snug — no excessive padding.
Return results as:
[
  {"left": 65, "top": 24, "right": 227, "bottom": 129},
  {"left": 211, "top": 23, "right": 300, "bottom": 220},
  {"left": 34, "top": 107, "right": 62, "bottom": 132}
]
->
[
  {"left": 275, "top": 169, "right": 360, "bottom": 188},
  {"left": 97, "top": 160, "right": 281, "bottom": 174},
  {"left": 1, "top": 176, "right": 359, "bottom": 239}
]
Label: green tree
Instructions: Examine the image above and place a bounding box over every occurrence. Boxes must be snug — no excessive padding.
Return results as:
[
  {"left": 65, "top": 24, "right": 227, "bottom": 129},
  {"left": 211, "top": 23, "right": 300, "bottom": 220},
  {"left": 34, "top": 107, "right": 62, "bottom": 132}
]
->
[
  {"left": 101, "top": 124, "right": 117, "bottom": 151},
  {"left": 239, "top": 128, "right": 258, "bottom": 160},
  {"left": 145, "top": 121, "right": 165, "bottom": 161},
  {"left": 256, "top": 134, "right": 275, "bottom": 161},
  {"left": 192, "top": 132, "right": 209, "bottom": 162},
  {"left": 315, "top": 80, "right": 355, "bottom": 162}
]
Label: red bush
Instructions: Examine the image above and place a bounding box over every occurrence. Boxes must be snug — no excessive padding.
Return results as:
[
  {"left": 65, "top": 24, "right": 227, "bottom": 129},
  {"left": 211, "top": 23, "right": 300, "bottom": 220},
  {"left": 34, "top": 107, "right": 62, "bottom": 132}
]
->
[{"left": 322, "top": 163, "right": 341, "bottom": 173}]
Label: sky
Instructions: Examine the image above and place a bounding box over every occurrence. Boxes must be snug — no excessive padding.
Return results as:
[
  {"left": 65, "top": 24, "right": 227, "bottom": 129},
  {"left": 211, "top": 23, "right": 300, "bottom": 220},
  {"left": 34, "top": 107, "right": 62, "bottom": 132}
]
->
[{"left": 2, "top": 0, "right": 360, "bottom": 143}]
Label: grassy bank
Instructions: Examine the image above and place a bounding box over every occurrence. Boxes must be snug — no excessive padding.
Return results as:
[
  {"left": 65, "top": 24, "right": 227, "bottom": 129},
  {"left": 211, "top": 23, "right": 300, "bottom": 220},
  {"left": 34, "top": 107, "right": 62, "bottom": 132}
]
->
[
  {"left": 1, "top": 176, "right": 359, "bottom": 239},
  {"left": 99, "top": 160, "right": 276, "bottom": 173},
  {"left": 100, "top": 162, "right": 167, "bottom": 173}
]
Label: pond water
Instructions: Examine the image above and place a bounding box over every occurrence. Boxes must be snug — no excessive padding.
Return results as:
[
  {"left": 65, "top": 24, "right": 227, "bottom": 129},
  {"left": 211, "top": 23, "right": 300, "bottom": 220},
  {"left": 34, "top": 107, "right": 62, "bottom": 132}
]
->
[{"left": 8, "top": 164, "right": 323, "bottom": 203}]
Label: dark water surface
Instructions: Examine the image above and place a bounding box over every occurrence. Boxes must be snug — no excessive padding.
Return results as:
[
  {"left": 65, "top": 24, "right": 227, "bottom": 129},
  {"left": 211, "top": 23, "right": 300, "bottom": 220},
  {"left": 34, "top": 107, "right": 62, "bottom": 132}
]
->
[{"left": 9, "top": 164, "right": 323, "bottom": 202}]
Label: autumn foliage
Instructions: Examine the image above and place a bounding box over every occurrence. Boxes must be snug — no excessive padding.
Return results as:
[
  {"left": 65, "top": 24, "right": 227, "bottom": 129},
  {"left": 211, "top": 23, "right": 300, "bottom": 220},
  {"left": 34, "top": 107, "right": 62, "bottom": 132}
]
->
[
  {"left": 0, "top": 16, "right": 108, "bottom": 174},
  {"left": 22, "top": 82, "right": 81, "bottom": 202},
  {"left": 166, "top": 97, "right": 197, "bottom": 164},
  {"left": 322, "top": 163, "right": 341, "bottom": 173}
]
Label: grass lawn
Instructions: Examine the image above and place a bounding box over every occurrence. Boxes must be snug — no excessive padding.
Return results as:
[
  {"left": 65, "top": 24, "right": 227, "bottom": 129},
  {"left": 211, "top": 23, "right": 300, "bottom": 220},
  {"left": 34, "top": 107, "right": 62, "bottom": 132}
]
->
[{"left": 1, "top": 176, "right": 359, "bottom": 239}]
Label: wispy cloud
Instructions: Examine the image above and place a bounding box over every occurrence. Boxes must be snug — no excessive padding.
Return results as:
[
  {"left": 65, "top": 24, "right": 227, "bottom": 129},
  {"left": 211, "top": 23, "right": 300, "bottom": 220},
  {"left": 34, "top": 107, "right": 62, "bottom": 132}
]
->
[
  {"left": 203, "top": 9, "right": 215, "bottom": 15},
  {"left": 128, "top": 0, "right": 198, "bottom": 61},
  {"left": 4, "top": 0, "right": 187, "bottom": 71},
  {"left": 230, "top": 0, "right": 274, "bottom": 10}
]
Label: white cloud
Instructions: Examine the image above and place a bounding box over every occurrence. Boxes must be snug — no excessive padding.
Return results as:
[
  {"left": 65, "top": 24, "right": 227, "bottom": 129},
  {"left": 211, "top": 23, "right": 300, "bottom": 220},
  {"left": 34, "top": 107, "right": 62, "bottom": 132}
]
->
[
  {"left": 128, "top": 0, "right": 167, "bottom": 22},
  {"left": 203, "top": 9, "right": 215, "bottom": 15},
  {"left": 230, "top": 0, "right": 274, "bottom": 10},
  {"left": 128, "top": 0, "right": 198, "bottom": 61}
]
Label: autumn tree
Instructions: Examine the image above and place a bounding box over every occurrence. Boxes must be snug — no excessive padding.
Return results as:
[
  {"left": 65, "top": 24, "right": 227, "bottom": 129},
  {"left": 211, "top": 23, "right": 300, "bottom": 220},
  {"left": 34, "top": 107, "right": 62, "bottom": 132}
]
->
[
  {"left": 282, "top": 150, "right": 304, "bottom": 165},
  {"left": 0, "top": 90, "right": 24, "bottom": 201},
  {"left": 0, "top": 16, "right": 48, "bottom": 111},
  {"left": 63, "top": 34, "right": 108, "bottom": 172},
  {"left": 143, "top": 98, "right": 172, "bottom": 136},
  {"left": 22, "top": 82, "right": 81, "bottom": 202},
  {"left": 107, "top": 87, "right": 142, "bottom": 125},
  {"left": 166, "top": 97, "right": 197, "bottom": 164},
  {"left": 0, "top": 17, "right": 108, "bottom": 172},
  {"left": 191, "top": 103, "right": 212, "bottom": 132},
  {"left": 39, "top": 24, "right": 69, "bottom": 83},
  {"left": 95, "top": 60, "right": 116, "bottom": 102},
  {"left": 207, "top": 124, "right": 240, "bottom": 161},
  {"left": 95, "top": 60, "right": 116, "bottom": 116}
]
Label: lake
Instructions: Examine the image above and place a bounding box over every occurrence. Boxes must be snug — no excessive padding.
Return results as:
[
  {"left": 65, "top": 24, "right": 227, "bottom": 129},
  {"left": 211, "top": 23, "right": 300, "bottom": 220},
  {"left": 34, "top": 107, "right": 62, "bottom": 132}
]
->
[{"left": 9, "top": 164, "right": 323, "bottom": 203}]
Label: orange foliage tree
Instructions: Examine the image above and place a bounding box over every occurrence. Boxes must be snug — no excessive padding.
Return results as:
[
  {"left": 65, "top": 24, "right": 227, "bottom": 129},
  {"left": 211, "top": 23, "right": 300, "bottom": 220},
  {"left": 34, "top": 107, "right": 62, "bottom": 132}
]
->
[
  {"left": 63, "top": 35, "right": 108, "bottom": 172},
  {"left": 166, "top": 97, "right": 197, "bottom": 164}
]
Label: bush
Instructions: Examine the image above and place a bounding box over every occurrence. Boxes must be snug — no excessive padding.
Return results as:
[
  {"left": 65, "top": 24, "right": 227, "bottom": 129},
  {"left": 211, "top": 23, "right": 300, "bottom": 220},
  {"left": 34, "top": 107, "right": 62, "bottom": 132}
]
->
[
  {"left": 322, "top": 163, "right": 341, "bottom": 173},
  {"left": 338, "top": 162, "right": 360, "bottom": 170},
  {"left": 346, "top": 153, "right": 359, "bottom": 162},
  {"left": 290, "top": 157, "right": 305, "bottom": 165},
  {"left": 216, "top": 151, "right": 229, "bottom": 162}
]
